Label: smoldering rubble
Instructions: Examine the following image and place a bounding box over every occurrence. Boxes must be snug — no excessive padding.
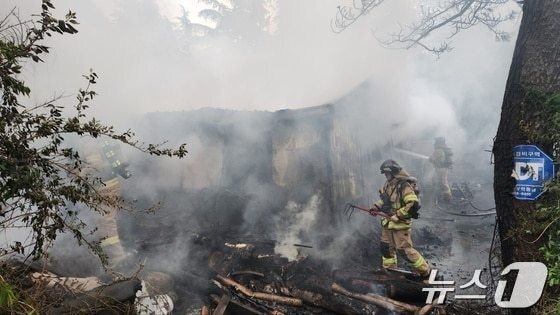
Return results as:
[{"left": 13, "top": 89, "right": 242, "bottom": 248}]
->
[{"left": 13, "top": 93, "right": 499, "bottom": 314}]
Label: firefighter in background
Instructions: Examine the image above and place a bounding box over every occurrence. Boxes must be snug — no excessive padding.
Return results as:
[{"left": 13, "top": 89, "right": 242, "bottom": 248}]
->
[
  {"left": 84, "top": 140, "right": 132, "bottom": 268},
  {"left": 372, "top": 159, "right": 431, "bottom": 277},
  {"left": 429, "top": 137, "right": 453, "bottom": 204}
]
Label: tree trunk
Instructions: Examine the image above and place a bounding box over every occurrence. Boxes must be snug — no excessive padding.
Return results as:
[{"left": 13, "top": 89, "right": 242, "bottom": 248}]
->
[{"left": 493, "top": 0, "right": 560, "bottom": 293}]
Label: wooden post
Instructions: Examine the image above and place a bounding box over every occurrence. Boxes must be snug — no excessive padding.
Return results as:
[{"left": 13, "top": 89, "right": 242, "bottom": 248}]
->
[
  {"left": 216, "top": 274, "right": 303, "bottom": 306},
  {"left": 331, "top": 282, "right": 419, "bottom": 313}
]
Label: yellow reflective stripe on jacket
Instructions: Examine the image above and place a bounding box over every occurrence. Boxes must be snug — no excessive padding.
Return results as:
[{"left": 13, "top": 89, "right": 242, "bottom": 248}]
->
[
  {"left": 398, "top": 192, "right": 418, "bottom": 217},
  {"left": 100, "top": 235, "right": 120, "bottom": 247},
  {"left": 413, "top": 255, "right": 426, "bottom": 269},
  {"left": 402, "top": 193, "right": 418, "bottom": 203},
  {"left": 382, "top": 256, "right": 397, "bottom": 268},
  {"left": 382, "top": 218, "right": 412, "bottom": 230},
  {"left": 375, "top": 188, "right": 385, "bottom": 208},
  {"left": 381, "top": 218, "right": 389, "bottom": 226},
  {"left": 387, "top": 220, "right": 411, "bottom": 230},
  {"left": 398, "top": 207, "right": 409, "bottom": 217}
]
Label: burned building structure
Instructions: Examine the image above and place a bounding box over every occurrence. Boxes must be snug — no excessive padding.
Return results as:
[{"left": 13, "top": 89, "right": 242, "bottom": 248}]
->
[
  {"left": 33, "top": 94, "right": 496, "bottom": 313},
  {"left": 122, "top": 102, "right": 389, "bottom": 245}
]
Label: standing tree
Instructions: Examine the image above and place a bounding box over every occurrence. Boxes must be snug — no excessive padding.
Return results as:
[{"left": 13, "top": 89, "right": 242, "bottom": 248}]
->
[
  {"left": 0, "top": 0, "right": 187, "bottom": 263},
  {"left": 333, "top": 0, "right": 560, "bottom": 311},
  {"left": 492, "top": 0, "right": 560, "bottom": 305},
  {"left": 179, "top": 0, "right": 276, "bottom": 41}
]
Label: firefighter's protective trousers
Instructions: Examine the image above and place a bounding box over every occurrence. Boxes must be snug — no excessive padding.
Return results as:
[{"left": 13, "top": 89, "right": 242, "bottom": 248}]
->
[
  {"left": 380, "top": 225, "right": 430, "bottom": 276},
  {"left": 374, "top": 170, "right": 431, "bottom": 276}
]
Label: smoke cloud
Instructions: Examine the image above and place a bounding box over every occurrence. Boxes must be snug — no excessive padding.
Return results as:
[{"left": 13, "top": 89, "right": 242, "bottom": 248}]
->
[{"left": 1, "top": 0, "right": 521, "bottom": 302}]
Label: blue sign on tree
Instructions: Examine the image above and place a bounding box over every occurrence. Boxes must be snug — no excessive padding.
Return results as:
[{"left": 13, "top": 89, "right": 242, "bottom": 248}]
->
[{"left": 513, "top": 145, "right": 556, "bottom": 200}]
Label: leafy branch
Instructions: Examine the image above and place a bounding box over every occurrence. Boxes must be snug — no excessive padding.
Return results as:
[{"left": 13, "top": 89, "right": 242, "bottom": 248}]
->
[{"left": 0, "top": 0, "right": 187, "bottom": 263}]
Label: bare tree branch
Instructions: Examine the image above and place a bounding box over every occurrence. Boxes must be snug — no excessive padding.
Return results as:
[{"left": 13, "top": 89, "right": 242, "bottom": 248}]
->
[{"left": 333, "top": 0, "right": 518, "bottom": 55}]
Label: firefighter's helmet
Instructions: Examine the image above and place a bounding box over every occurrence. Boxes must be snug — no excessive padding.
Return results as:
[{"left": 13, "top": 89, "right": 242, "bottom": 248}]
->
[{"left": 380, "top": 159, "right": 402, "bottom": 175}]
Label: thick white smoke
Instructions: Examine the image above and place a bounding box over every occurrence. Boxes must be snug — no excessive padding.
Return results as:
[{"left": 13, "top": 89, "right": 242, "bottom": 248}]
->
[
  {"left": 0, "top": 0, "right": 521, "bottom": 284},
  {"left": 273, "top": 194, "right": 321, "bottom": 261}
]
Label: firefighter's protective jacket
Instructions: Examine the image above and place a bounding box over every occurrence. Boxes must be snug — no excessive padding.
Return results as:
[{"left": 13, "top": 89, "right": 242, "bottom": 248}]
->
[
  {"left": 374, "top": 169, "right": 418, "bottom": 230},
  {"left": 429, "top": 145, "right": 452, "bottom": 169}
]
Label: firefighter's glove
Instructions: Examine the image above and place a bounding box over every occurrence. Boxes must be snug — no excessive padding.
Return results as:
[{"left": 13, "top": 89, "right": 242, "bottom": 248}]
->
[{"left": 389, "top": 215, "right": 399, "bottom": 222}]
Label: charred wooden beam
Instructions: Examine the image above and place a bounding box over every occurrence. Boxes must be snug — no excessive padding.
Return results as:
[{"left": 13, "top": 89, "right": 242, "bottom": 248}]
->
[
  {"left": 349, "top": 278, "right": 426, "bottom": 302},
  {"left": 215, "top": 274, "right": 303, "bottom": 307},
  {"left": 46, "top": 278, "right": 141, "bottom": 314},
  {"left": 332, "top": 282, "right": 419, "bottom": 314},
  {"left": 230, "top": 270, "right": 265, "bottom": 278},
  {"left": 281, "top": 287, "right": 362, "bottom": 315},
  {"left": 30, "top": 272, "right": 103, "bottom": 293},
  {"left": 334, "top": 269, "right": 427, "bottom": 302},
  {"left": 333, "top": 269, "right": 393, "bottom": 283},
  {"left": 212, "top": 294, "right": 231, "bottom": 315},
  {"left": 174, "top": 270, "right": 223, "bottom": 303},
  {"left": 418, "top": 302, "right": 439, "bottom": 315}
]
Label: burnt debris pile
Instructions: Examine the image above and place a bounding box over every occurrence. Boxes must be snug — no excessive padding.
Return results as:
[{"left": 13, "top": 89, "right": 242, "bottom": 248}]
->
[
  {"left": 6, "top": 229, "right": 443, "bottom": 314},
  {"left": 8, "top": 103, "right": 493, "bottom": 314},
  {"left": 135, "top": 231, "right": 439, "bottom": 314}
]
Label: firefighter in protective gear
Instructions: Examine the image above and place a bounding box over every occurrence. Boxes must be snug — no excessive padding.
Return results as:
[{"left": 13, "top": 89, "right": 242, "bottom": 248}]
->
[
  {"left": 373, "top": 159, "right": 431, "bottom": 277},
  {"left": 429, "top": 137, "right": 452, "bottom": 203},
  {"left": 84, "top": 140, "right": 132, "bottom": 268}
]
